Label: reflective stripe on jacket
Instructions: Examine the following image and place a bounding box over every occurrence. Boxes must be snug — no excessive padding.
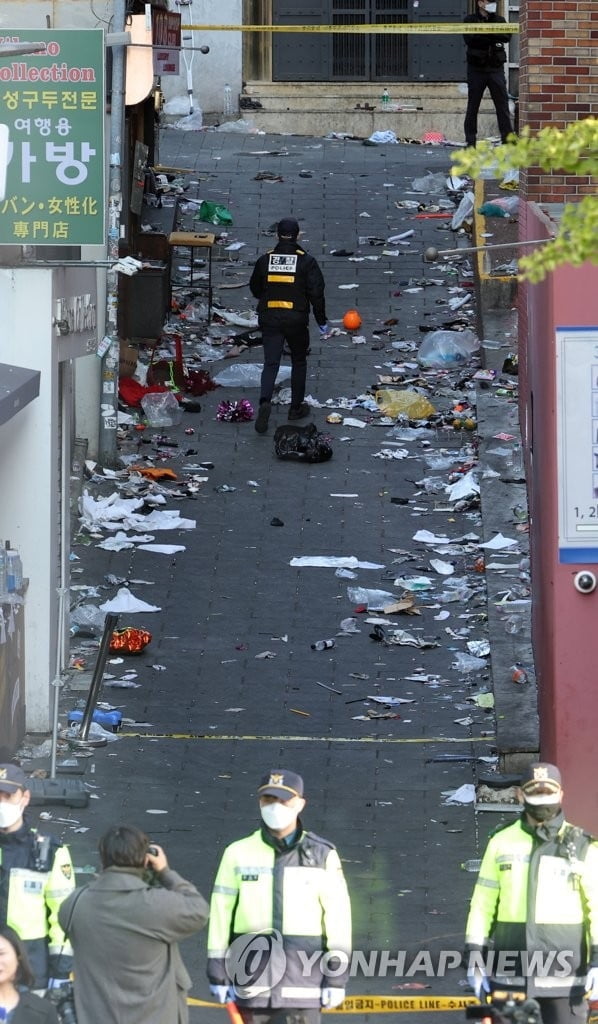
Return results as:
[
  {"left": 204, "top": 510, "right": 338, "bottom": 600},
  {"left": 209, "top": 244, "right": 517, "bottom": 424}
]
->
[
  {"left": 465, "top": 815, "right": 598, "bottom": 996},
  {"left": 0, "top": 827, "right": 75, "bottom": 988},
  {"left": 207, "top": 825, "right": 351, "bottom": 1008}
]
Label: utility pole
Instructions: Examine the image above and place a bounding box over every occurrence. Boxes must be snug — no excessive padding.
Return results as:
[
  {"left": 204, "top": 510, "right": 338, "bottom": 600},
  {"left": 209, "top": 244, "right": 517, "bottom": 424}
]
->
[{"left": 98, "top": 0, "right": 127, "bottom": 467}]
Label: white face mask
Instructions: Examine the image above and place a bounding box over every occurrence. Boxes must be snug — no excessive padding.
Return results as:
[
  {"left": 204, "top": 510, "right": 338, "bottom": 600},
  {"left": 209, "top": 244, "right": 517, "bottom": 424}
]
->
[
  {"left": 260, "top": 802, "right": 298, "bottom": 831},
  {"left": 0, "top": 800, "right": 23, "bottom": 830},
  {"left": 484, "top": 3, "right": 497, "bottom": 11}
]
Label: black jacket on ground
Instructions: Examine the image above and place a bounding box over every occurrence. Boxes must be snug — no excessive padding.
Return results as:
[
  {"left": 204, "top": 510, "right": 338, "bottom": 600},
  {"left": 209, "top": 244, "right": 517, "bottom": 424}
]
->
[
  {"left": 249, "top": 240, "right": 326, "bottom": 328},
  {"left": 464, "top": 12, "right": 511, "bottom": 70}
]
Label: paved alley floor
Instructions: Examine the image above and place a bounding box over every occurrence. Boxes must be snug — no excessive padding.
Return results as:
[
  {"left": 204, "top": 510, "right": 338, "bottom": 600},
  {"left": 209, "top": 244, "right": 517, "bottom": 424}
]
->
[{"left": 35, "top": 129, "right": 530, "bottom": 1022}]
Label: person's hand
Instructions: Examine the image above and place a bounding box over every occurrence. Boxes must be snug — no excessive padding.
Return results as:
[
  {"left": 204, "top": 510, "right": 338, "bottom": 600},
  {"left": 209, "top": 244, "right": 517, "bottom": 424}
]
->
[
  {"left": 585, "top": 967, "right": 598, "bottom": 999},
  {"left": 145, "top": 843, "right": 168, "bottom": 873},
  {"left": 210, "top": 985, "right": 234, "bottom": 1003},
  {"left": 467, "top": 965, "right": 490, "bottom": 1000},
  {"left": 47, "top": 978, "right": 71, "bottom": 990},
  {"left": 321, "top": 988, "right": 346, "bottom": 1008},
  {"left": 318, "top": 324, "right": 329, "bottom": 336}
]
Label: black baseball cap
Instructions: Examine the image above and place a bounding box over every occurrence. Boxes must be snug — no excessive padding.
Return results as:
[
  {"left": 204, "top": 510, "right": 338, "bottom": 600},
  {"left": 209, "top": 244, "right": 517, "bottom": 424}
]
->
[
  {"left": 0, "top": 764, "right": 29, "bottom": 794},
  {"left": 258, "top": 769, "right": 304, "bottom": 800},
  {"left": 520, "top": 762, "right": 562, "bottom": 805},
  {"left": 277, "top": 218, "right": 300, "bottom": 239}
]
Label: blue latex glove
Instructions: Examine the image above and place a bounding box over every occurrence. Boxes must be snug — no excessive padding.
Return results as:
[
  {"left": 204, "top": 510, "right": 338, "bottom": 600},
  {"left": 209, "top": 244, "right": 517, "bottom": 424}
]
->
[
  {"left": 586, "top": 968, "right": 598, "bottom": 999},
  {"left": 467, "top": 966, "right": 490, "bottom": 1000},
  {"left": 322, "top": 988, "right": 346, "bottom": 1008},
  {"left": 210, "top": 985, "right": 234, "bottom": 1003},
  {"left": 318, "top": 324, "right": 329, "bottom": 335}
]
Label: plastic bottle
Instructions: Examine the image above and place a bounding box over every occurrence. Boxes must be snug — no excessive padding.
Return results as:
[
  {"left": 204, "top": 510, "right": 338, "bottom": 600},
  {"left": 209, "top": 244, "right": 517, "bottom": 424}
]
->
[
  {"left": 380, "top": 87, "right": 390, "bottom": 109},
  {"left": 311, "top": 639, "right": 336, "bottom": 651},
  {"left": 461, "top": 859, "right": 482, "bottom": 873},
  {"left": 511, "top": 665, "right": 528, "bottom": 685},
  {"left": 223, "top": 83, "right": 233, "bottom": 118},
  {"left": 0, "top": 546, "right": 6, "bottom": 596},
  {"left": 6, "top": 550, "right": 17, "bottom": 593}
]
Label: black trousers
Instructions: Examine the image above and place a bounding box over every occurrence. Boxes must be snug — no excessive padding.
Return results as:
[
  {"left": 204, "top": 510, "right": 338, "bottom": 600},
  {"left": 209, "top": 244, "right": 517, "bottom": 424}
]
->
[
  {"left": 259, "top": 324, "right": 309, "bottom": 408},
  {"left": 536, "top": 992, "right": 586, "bottom": 1024},
  {"left": 464, "top": 66, "right": 513, "bottom": 145},
  {"left": 239, "top": 1010, "right": 320, "bottom": 1024}
]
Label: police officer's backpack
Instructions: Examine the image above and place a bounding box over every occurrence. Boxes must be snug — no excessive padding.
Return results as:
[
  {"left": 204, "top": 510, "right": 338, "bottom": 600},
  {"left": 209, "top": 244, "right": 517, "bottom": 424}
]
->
[{"left": 273, "top": 423, "right": 333, "bottom": 463}]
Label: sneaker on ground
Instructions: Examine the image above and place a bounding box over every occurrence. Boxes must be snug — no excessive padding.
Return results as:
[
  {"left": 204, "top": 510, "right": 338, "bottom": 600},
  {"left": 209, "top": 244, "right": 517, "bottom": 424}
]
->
[
  {"left": 255, "top": 401, "right": 271, "bottom": 433},
  {"left": 288, "top": 402, "right": 310, "bottom": 420}
]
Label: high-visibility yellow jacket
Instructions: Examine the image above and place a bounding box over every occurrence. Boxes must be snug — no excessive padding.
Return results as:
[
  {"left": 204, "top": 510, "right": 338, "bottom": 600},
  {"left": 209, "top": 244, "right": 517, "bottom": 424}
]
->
[
  {"left": 207, "top": 825, "right": 351, "bottom": 1008},
  {"left": 0, "top": 825, "right": 75, "bottom": 988},
  {"left": 465, "top": 815, "right": 598, "bottom": 996}
]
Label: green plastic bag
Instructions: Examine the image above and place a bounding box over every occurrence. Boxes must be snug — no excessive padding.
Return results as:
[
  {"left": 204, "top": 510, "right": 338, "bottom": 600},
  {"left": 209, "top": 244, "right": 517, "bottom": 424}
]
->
[{"left": 196, "top": 201, "right": 233, "bottom": 226}]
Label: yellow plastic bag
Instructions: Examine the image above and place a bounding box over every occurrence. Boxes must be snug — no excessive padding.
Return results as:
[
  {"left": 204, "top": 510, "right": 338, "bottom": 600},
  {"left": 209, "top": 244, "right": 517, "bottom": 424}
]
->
[{"left": 375, "top": 389, "right": 436, "bottom": 419}]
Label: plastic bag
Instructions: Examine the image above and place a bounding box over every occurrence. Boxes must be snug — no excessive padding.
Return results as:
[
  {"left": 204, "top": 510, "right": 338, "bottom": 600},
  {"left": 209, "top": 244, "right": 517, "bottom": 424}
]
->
[
  {"left": 140, "top": 391, "right": 182, "bottom": 427},
  {"left": 478, "top": 197, "right": 518, "bottom": 218},
  {"left": 197, "top": 200, "right": 233, "bottom": 226},
  {"left": 375, "top": 389, "right": 436, "bottom": 419},
  {"left": 214, "top": 364, "right": 291, "bottom": 388},
  {"left": 417, "top": 329, "right": 479, "bottom": 368},
  {"left": 214, "top": 118, "right": 256, "bottom": 133},
  {"left": 173, "top": 110, "right": 203, "bottom": 131},
  {"left": 347, "top": 587, "right": 398, "bottom": 611},
  {"left": 368, "top": 130, "right": 398, "bottom": 145},
  {"left": 410, "top": 172, "right": 447, "bottom": 194},
  {"left": 451, "top": 191, "right": 475, "bottom": 230}
]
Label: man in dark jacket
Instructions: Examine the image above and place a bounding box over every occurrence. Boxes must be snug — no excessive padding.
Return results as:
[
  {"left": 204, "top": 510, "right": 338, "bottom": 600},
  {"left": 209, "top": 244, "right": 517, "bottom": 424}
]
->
[
  {"left": 249, "top": 218, "right": 328, "bottom": 434},
  {"left": 463, "top": 0, "right": 514, "bottom": 147},
  {"left": 0, "top": 764, "right": 74, "bottom": 991},
  {"left": 59, "top": 825, "right": 209, "bottom": 1024}
]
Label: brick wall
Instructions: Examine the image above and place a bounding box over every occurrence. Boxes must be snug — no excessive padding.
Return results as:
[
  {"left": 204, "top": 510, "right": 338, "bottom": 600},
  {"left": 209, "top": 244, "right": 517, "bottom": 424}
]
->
[{"left": 520, "top": 1, "right": 598, "bottom": 202}]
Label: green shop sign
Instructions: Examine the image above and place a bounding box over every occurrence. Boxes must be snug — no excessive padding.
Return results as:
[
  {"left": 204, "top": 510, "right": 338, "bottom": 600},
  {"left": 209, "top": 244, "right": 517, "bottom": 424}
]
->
[{"left": 0, "top": 29, "right": 105, "bottom": 245}]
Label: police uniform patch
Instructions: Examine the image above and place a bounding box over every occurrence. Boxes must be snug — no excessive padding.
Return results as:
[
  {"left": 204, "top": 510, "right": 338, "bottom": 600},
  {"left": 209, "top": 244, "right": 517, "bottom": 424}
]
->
[
  {"left": 269, "top": 773, "right": 284, "bottom": 787},
  {"left": 268, "top": 254, "right": 297, "bottom": 274},
  {"left": 61, "top": 863, "right": 73, "bottom": 880}
]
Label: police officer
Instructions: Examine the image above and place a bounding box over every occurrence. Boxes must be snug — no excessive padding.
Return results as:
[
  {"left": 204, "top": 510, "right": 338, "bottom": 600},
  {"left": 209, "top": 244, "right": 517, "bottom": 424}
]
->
[
  {"left": 463, "top": 0, "right": 514, "bottom": 147},
  {"left": 465, "top": 762, "right": 598, "bottom": 1024},
  {"left": 207, "top": 769, "right": 351, "bottom": 1024},
  {"left": 0, "top": 764, "right": 75, "bottom": 991},
  {"left": 249, "top": 219, "right": 328, "bottom": 435}
]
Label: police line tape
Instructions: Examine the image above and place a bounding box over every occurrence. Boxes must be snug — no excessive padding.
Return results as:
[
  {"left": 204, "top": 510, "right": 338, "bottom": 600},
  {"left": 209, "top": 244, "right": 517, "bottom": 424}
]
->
[
  {"left": 185, "top": 23, "right": 518, "bottom": 34},
  {"left": 188, "top": 995, "right": 480, "bottom": 1012}
]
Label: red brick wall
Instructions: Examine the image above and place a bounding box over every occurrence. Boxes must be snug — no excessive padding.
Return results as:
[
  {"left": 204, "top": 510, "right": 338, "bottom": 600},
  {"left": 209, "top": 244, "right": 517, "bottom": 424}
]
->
[{"left": 520, "top": 1, "right": 598, "bottom": 202}]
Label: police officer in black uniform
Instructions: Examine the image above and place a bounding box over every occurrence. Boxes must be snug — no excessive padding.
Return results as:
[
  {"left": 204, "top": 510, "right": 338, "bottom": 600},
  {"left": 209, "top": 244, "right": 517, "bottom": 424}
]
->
[
  {"left": 249, "top": 218, "right": 328, "bottom": 435},
  {"left": 463, "top": 0, "right": 514, "bottom": 148}
]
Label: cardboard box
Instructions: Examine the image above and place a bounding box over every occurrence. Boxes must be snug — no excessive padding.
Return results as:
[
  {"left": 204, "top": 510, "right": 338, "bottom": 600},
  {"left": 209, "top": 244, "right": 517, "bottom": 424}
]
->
[{"left": 119, "top": 342, "right": 138, "bottom": 378}]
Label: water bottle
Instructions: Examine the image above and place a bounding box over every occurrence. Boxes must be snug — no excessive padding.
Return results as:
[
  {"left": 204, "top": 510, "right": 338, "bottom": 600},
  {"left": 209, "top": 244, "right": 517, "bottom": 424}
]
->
[
  {"left": 311, "top": 639, "right": 336, "bottom": 651},
  {"left": 0, "top": 547, "right": 6, "bottom": 596},
  {"left": 13, "top": 553, "right": 22, "bottom": 591},
  {"left": 380, "top": 87, "right": 390, "bottom": 109},
  {"left": 223, "top": 83, "right": 233, "bottom": 118},
  {"left": 6, "top": 550, "right": 17, "bottom": 593},
  {"left": 461, "top": 859, "right": 482, "bottom": 873}
]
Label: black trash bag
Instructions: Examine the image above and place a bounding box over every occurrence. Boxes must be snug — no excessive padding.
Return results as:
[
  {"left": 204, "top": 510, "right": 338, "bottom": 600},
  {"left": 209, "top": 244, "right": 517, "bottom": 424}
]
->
[{"left": 273, "top": 423, "right": 333, "bottom": 463}]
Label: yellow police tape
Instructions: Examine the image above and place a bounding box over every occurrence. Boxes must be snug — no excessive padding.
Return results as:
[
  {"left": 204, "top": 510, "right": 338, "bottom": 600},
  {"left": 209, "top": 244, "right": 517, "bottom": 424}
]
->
[
  {"left": 186, "top": 23, "right": 518, "bottom": 34},
  {"left": 120, "top": 732, "right": 493, "bottom": 744},
  {"left": 188, "top": 995, "right": 480, "bottom": 1013}
]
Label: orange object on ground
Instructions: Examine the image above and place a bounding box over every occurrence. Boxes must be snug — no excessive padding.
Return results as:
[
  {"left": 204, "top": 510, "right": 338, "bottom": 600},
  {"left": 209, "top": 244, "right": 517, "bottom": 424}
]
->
[
  {"left": 109, "top": 627, "right": 152, "bottom": 654},
  {"left": 130, "top": 466, "right": 178, "bottom": 481},
  {"left": 342, "top": 309, "right": 362, "bottom": 330}
]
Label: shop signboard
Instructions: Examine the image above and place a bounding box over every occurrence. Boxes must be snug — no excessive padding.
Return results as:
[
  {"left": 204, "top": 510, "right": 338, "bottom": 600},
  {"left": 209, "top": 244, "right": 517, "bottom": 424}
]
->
[{"left": 0, "top": 29, "right": 105, "bottom": 245}]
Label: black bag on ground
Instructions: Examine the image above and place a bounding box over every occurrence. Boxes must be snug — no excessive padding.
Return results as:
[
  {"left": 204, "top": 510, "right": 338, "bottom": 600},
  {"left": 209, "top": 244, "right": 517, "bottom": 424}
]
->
[{"left": 274, "top": 423, "right": 333, "bottom": 463}]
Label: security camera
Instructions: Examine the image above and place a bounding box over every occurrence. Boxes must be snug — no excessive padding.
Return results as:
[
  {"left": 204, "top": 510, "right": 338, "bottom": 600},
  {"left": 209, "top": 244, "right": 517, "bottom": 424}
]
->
[{"left": 573, "top": 570, "right": 597, "bottom": 594}]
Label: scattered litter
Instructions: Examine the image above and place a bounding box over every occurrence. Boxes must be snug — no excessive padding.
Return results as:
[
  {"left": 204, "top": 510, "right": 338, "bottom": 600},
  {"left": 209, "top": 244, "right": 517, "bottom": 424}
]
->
[
  {"left": 442, "top": 784, "right": 476, "bottom": 804},
  {"left": 99, "top": 588, "right": 161, "bottom": 613}
]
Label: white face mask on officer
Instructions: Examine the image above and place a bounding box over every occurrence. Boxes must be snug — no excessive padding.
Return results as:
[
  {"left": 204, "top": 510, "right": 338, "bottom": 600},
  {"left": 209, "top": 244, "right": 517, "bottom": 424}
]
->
[
  {"left": 484, "top": 2, "right": 497, "bottom": 11},
  {"left": 260, "top": 801, "right": 299, "bottom": 831},
  {"left": 0, "top": 799, "right": 24, "bottom": 830}
]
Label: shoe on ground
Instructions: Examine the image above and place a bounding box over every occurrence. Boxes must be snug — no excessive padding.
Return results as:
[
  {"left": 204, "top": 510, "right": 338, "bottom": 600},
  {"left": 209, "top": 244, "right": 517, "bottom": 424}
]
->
[
  {"left": 255, "top": 401, "right": 271, "bottom": 433},
  {"left": 288, "top": 402, "right": 310, "bottom": 421}
]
